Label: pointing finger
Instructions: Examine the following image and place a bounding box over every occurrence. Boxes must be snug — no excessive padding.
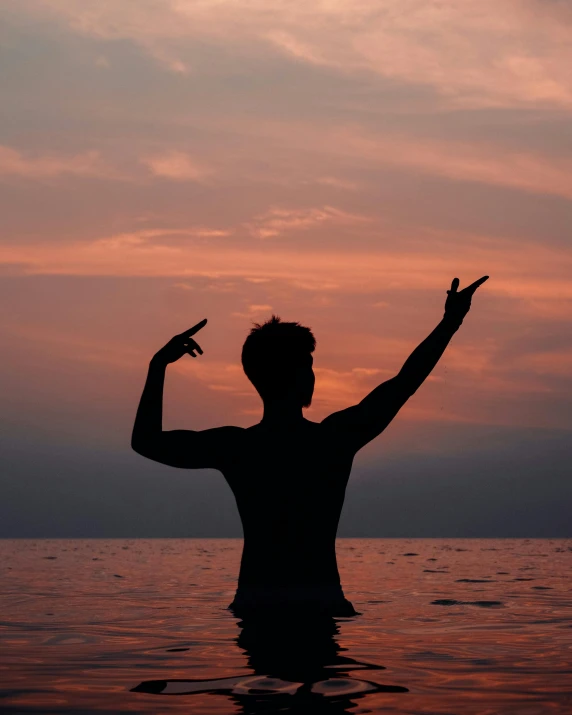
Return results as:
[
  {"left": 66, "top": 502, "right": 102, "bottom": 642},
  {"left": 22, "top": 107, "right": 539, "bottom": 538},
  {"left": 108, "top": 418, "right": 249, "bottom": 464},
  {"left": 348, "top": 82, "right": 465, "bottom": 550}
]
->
[
  {"left": 463, "top": 275, "right": 489, "bottom": 295},
  {"left": 181, "top": 318, "right": 208, "bottom": 337}
]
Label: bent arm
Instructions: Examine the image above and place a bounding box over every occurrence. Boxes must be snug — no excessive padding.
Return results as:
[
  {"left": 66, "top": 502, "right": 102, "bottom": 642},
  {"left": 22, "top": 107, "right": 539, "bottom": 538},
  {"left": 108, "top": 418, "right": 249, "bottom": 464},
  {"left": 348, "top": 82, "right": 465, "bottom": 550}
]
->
[
  {"left": 323, "top": 314, "right": 462, "bottom": 451},
  {"left": 132, "top": 356, "right": 166, "bottom": 452},
  {"left": 131, "top": 357, "right": 237, "bottom": 469}
]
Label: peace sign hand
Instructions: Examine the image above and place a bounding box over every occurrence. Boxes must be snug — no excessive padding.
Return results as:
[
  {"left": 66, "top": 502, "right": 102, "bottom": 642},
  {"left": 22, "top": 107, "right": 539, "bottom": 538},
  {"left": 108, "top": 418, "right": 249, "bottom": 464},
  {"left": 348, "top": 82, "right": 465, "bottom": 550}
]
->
[
  {"left": 153, "top": 319, "right": 207, "bottom": 365},
  {"left": 444, "top": 276, "right": 489, "bottom": 325}
]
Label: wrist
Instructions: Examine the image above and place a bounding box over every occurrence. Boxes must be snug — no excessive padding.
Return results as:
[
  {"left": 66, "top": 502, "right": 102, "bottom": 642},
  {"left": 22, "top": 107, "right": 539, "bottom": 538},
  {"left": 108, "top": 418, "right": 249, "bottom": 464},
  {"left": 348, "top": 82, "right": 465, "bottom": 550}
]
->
[
  {"left": 442, "top": 313, "right": 463, "bottom": 331},
  {"left": 150, "top": 354, "right": 168, "bottom": 369}
]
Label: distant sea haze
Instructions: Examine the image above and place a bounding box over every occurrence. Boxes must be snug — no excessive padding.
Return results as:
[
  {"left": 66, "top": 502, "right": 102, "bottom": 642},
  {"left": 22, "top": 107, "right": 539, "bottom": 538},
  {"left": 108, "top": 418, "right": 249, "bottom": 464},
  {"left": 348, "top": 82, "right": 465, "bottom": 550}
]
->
[
  {"left": 1, "top": 538, "right": 571, "bottom": 713},
  {"left": 2, "top": 424, "right": 571, "bottom": 539}
]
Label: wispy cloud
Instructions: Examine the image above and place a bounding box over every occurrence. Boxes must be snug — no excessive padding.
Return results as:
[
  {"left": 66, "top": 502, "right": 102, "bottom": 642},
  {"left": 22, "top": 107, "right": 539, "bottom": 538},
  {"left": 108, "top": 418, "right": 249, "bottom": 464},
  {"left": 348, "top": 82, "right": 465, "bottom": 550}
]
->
[
  {"left": 0, "top": 146, "right": 114, "bottom": 181},
  {"left": 231, "top": 304, "right": 274, "bottom": 319},
  {"left": 245, "top": 206, "right": 370, "bottom": 239},
  {"left": 333, "top": 131, "right": 572, "bottom": 201},
  {"left": 141, "top": 151, "right": 211, "bottom": 182},
  {"left": 234, "top": 121, "right": 572, "bottom": 201}
]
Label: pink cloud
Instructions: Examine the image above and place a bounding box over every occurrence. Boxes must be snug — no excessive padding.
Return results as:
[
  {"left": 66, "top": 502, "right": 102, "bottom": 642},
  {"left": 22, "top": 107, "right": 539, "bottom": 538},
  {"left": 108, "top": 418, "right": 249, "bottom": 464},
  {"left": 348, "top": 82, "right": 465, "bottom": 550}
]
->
[
  {"left": 0, "top": 225, "right": 563, "bottom": 281},
  {"left": 223, "top": 119, "right": 572, "bottom": 201},
  {"left": 0, "top": 225, "right": 570, "bottom": 328},
  {"left": 141, "top": 152, "right": 211, "bottom": 182},
  {"left": 335, "top": 131, "right": 572, "bottom": 201},
  {"left": 18, "top": 0, "right": 572, "bottom": 108},
  {"left": 245, "top": 206, "right": 370, "bottom": 239}
]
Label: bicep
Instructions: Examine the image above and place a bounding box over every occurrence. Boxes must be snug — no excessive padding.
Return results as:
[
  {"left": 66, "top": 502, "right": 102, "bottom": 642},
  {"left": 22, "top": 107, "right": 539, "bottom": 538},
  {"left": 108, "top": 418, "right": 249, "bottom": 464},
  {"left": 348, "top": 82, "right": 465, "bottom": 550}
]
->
[
  {"left": 134, "top": 427, "right": 239, "bottom": 470},
  {"left": 322, "top": 376, "right": 412, "bottom": 451}
]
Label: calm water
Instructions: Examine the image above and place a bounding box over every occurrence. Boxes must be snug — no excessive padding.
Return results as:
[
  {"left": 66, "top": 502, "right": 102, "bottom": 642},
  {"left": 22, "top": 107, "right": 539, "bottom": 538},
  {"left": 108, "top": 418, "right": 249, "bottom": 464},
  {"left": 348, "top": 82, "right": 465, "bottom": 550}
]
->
[{"left": 1, "top": 539, "right": 571, "bottom": 714}]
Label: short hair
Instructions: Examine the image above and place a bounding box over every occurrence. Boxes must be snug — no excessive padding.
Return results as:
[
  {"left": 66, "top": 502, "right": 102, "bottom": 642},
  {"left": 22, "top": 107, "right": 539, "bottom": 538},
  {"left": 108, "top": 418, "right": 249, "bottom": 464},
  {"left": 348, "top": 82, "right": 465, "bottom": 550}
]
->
[{"left": 241, "top": 315, "right": 316, "bottom": 400}]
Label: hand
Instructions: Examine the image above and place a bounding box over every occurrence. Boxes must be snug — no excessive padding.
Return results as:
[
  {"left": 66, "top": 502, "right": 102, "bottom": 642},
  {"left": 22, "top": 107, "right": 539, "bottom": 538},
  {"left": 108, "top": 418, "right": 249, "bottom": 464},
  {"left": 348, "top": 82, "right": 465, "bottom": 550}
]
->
[
  {"left": 152, "top": 319, "right": 207, "bottom": 365},
  {"left": 444, "top": 276, "right": 489, "bottom": 325}
]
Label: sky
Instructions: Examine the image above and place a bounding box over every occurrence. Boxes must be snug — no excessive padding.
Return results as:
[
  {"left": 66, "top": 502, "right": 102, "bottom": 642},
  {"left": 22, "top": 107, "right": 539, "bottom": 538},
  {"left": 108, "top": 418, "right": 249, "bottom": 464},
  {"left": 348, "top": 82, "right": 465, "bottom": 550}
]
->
[{"left": 1, "top": 0, "right": 571, "bottom": 537}]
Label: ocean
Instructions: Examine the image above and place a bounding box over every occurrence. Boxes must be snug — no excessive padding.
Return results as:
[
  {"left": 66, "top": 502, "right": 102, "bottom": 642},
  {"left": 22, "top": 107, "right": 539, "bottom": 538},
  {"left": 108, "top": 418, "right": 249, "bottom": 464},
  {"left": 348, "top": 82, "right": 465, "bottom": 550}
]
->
[{"left": 1, "top": 538, "right": 571, "bottom": 714}]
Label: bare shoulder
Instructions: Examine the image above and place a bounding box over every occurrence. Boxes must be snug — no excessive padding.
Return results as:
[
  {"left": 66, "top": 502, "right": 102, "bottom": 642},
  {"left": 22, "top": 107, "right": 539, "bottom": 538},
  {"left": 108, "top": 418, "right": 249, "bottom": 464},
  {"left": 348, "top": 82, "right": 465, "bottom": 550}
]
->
[
  {"left": 320, "top": 406, "right": 361, "bottom": 431},
  {"left": 320, "top": 403, "right": 387, "bottom": 453}
]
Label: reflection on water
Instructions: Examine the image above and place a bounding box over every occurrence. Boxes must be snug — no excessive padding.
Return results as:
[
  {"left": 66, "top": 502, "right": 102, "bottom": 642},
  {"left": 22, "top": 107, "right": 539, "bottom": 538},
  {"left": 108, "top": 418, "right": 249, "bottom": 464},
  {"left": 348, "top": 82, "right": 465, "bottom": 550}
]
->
[
  {"left": 1, "top": 539, "right": 571, "bottom": 713},
  {"left": 134, "top": 614, "right": 407, "bottom": 713}
]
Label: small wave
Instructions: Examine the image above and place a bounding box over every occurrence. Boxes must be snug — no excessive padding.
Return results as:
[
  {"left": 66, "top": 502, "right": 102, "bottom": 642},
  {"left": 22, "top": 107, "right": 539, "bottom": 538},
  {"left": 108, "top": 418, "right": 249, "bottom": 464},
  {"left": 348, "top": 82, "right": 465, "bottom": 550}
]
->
[{"left": 431, "top": 599, "right": 503, "bottom": 608}]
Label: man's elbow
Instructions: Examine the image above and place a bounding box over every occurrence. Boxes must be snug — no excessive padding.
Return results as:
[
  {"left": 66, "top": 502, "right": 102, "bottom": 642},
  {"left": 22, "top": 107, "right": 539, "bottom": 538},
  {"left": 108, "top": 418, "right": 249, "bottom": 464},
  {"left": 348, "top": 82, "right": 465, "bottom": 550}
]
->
[
  {"left": 131, "top": 435, "right": 153, "bottom": 457},
  {"left": 131, "top": 440, "right": 144, "bottom": 456}
]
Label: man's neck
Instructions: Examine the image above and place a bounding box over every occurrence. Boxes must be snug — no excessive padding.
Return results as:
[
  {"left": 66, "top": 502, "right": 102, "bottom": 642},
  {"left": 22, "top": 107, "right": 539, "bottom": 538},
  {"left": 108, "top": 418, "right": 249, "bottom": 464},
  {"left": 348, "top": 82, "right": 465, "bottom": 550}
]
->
[{"left": 260, "top": 400, "right": 305, "bottom": 426}]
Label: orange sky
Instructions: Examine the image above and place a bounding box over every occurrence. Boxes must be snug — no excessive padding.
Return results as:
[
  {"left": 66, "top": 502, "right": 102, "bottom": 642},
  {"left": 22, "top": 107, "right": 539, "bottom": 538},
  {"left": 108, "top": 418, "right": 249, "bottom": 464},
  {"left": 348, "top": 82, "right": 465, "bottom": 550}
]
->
[{"left": 1, "top": 0, "right": 571, "bottom": 535}]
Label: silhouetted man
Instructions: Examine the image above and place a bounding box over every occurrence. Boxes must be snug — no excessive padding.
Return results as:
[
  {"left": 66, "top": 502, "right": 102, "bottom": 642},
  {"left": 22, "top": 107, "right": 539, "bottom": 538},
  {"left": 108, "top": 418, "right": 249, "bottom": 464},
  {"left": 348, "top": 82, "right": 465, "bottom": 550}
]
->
[{"left": 132, "top": 275, "right": 488, "bottom": 616}]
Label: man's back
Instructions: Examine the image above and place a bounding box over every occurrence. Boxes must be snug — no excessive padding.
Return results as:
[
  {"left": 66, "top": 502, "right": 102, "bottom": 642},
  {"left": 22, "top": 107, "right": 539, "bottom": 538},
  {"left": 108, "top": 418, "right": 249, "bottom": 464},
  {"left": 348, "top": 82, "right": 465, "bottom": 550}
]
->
[{"left": 220, "top": 419, "right": 356, "bottom": 589}]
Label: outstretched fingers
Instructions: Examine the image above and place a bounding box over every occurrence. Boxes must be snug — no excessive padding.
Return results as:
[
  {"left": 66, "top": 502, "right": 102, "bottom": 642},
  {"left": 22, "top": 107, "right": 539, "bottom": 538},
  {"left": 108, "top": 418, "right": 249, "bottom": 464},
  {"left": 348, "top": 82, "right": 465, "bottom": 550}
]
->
[{"left": 185, "top": 339, "right": 203, "bottom": 358}]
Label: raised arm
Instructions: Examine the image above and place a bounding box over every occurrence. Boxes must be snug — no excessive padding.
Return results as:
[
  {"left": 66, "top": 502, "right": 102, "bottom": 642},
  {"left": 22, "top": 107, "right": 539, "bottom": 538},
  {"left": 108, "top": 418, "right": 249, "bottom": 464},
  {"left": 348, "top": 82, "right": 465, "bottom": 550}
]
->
[
  {"left": 322, "top": 276, "right": 489, "bottom": 451},
  {"left": 131, "top": 319, "right": 239, "bottom": 469}
]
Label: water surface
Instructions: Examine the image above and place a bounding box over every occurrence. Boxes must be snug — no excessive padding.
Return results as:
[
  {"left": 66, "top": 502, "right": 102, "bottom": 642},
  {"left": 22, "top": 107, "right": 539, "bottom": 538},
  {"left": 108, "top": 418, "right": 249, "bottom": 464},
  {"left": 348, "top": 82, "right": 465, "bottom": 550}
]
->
[{"left": 1, "top": 538, "right": 571, "bottom": 713}]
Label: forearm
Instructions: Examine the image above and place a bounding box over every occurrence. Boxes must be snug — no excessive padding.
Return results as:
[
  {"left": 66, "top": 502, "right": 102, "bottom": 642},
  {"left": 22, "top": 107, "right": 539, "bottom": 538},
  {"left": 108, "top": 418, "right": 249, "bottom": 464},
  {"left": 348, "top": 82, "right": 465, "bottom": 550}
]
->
[
  {"left": 397, "top": 314, "right": 462, "bottom": 395},
  {"left": 131, "top": 357, "right": 167, "bottom": 450}
]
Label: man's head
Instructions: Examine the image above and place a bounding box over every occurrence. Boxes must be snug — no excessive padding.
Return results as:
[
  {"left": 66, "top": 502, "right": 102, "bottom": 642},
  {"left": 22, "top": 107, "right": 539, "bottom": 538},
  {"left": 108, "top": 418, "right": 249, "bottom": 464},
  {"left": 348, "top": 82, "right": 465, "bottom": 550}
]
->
[{"left": 241, "top": 315, "right": 316, "bottom": 408}]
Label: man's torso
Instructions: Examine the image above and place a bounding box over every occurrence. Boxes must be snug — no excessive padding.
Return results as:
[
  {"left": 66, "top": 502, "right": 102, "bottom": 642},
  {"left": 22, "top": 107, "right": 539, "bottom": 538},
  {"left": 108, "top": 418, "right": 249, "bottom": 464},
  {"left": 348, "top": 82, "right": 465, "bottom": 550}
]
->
[{"left": 218, "top": 419, "right": 356, "bottom": 588}]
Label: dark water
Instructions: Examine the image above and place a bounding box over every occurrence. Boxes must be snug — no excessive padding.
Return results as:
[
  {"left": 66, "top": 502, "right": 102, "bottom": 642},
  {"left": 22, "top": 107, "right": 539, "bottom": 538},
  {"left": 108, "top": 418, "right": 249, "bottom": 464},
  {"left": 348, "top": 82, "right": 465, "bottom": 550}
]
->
[{"left": 1, "top": 539, "right": 571, "bottom": 714}]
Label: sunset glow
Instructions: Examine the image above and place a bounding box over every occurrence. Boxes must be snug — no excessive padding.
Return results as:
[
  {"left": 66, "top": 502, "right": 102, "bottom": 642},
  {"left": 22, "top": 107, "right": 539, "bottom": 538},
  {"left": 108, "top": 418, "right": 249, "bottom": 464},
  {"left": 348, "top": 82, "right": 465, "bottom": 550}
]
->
[{"left": 1, "top": 0, "right": 571, "bottom": 536}]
